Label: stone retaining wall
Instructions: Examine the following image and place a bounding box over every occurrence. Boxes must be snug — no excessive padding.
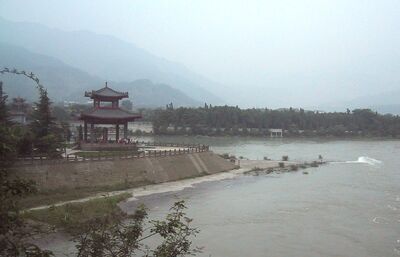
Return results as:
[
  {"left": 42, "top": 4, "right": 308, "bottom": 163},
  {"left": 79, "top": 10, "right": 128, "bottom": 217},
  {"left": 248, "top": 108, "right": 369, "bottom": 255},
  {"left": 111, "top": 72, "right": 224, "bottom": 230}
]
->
[{"left": 10, "top": 152, "right": 235, "bottom": 191}]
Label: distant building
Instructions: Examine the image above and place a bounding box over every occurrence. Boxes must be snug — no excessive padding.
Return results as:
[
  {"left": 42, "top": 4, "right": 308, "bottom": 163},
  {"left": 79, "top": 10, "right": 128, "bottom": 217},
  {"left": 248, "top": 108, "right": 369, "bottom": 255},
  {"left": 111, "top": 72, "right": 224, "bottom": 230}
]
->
[
  {"left": 269, "top": 128, "right": 283, "bottom": 138},
  {"left": 9, "top": 97, "right": 29, "bottom": 124}
]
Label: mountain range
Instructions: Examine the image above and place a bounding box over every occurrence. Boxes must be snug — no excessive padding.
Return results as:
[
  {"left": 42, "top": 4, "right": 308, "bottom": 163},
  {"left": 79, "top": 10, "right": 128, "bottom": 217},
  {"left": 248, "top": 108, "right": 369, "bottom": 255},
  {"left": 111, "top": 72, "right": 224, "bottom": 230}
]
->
[
  {"left": 0, "top": 17, "right": 398, "bottom": 113},
  {"left": 0, "top": 42, "right": 202, "bottom": 107},
  {"left": 0, "top": 17, "right": 222, "bottom": 107}
]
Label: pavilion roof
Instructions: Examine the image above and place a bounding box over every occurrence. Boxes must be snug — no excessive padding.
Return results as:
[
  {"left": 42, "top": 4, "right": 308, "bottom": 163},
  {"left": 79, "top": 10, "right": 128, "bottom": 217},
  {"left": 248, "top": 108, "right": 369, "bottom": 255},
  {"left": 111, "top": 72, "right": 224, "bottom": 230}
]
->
[
  {"left": 80, "top": 107, "right": 141, "bottom": 122},
  {"left": 85, "top": 83, "right": 128, "bottom": 99}
]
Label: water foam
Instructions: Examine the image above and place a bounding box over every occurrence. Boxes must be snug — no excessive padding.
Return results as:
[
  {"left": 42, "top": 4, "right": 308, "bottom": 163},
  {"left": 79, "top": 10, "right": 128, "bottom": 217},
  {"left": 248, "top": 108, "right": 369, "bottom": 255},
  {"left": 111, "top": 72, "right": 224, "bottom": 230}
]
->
[{"left": 342, "top": 156, "right": 383, "bottom": 166}]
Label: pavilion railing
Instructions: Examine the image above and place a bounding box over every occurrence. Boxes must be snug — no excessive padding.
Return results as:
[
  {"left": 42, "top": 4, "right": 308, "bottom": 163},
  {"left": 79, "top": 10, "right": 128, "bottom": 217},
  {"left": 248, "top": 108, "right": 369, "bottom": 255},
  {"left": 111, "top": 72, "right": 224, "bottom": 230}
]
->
[{"left": 14, "top": 143, "right": 210, "bottom": 166}]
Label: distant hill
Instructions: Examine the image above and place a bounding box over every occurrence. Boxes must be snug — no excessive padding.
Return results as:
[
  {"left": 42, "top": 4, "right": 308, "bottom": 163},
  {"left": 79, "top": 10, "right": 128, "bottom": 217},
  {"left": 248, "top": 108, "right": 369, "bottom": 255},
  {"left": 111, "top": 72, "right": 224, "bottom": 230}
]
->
[
  {"left": 0, "top": 18, "right": 223, "bottom": 105},
  {"left": 0, "top": 43, "right": 201, "bottom": 107}
]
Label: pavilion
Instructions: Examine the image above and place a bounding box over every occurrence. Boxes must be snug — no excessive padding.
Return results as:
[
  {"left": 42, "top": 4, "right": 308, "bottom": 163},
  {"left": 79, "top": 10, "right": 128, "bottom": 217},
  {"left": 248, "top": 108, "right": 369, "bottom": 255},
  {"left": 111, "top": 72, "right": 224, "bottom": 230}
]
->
[{"left": 80, "top": 82, "right": 141, "bottom": 144}]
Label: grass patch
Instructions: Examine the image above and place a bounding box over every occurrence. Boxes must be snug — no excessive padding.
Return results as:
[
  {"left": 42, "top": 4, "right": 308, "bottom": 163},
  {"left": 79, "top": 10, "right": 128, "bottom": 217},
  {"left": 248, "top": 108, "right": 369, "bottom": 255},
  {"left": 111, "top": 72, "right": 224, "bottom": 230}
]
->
[
  {"left": 20, "top": 181, "right": 152, "bottom": 209},
  {"left": 23, "top": 193, "right": 131, "bottom": 233}
]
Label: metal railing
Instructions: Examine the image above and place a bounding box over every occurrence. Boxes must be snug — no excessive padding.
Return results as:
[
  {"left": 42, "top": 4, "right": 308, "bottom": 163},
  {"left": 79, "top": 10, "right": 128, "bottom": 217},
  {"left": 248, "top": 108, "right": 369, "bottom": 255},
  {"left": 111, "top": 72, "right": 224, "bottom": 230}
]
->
[{"left": 15, "top": 143, "right": 210, "bottom": 166}]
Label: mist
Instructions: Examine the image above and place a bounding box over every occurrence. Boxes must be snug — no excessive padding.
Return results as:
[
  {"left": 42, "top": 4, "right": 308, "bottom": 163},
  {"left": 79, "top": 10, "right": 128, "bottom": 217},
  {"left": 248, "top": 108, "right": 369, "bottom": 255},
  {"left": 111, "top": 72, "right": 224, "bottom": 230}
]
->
[{"left": 1, "top": 0, "right": 399, "bottom": 110}]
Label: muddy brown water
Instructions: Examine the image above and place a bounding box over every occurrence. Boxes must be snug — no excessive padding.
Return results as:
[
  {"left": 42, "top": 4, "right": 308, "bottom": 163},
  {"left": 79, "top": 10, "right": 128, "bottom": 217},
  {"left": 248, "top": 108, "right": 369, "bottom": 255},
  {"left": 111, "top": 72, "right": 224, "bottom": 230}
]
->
[{"left": 38, "top": 137, "right": 400, "bottom": 257}]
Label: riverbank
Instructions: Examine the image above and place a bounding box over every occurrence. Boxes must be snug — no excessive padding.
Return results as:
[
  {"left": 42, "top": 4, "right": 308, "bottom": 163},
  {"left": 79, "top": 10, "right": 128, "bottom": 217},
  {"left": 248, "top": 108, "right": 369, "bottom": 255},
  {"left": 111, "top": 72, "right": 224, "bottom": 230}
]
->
[
  {"left": 25, "top": 157, "right": 323, "bottom": 212},
  {"left": 25, "top": 139, "right": 397, "bottom": 257},
  {"left": 136, "top": 133, "right": 400, "bottom": 141},
  {"left": 13, "top": 151, "right": 235, "bottom": 209}
]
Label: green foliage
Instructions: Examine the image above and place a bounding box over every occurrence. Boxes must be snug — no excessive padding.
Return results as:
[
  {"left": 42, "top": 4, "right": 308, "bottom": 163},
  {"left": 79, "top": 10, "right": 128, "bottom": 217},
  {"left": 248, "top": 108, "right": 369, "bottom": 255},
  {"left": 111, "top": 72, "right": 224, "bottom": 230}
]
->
[
  {"left": 150, "top": 201, "right": 201, "bottom": 257},
  {"left": 151, "top": 106, "right": 400, "bottom": 137},
  {"left": 74, "top": 200, "right": 201, "bottom": 257},
  {"left": 24, "top": 193, "right": 131, "bottom": 233},
  {"left": 219, "top": 153, "right": 230, "bottom": 159},
  {"left": 0, "top": 82, "right": 52, "bottom": 257},
  {"left": 29, "top": 85, "right": 63, "bottom": 156}
]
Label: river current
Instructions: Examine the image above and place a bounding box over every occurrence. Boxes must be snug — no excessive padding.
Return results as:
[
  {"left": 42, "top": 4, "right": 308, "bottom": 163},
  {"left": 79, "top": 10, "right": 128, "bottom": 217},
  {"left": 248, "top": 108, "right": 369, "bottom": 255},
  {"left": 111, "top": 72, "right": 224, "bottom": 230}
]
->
[{"left": 120, "top": 136, "right": 400, "bottom": 257}]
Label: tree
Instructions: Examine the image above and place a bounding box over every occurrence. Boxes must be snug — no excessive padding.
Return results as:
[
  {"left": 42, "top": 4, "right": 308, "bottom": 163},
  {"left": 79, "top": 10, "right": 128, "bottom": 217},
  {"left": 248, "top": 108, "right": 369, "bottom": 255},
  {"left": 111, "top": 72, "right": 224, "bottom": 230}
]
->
[
  {"left": 0, "top": 83, "right": 52, "bottom": 257},
  {"left": 75, "top": 201, "right": 201, "bottom": 257},
  {"left": 30, "top": 85, "right": 63, "bottom": 156},
  {"left": 121, "top": 100, "right": 133, "bottom": 111}
]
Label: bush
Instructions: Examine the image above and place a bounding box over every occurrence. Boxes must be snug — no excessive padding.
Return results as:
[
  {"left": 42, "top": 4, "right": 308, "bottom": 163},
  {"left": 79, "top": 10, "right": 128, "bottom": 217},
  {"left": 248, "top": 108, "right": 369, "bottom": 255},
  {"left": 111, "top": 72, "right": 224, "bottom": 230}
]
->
[
  {"left": 220, "top": 153, "right": 230, "bottom": 159},
  {"left": 310, "top": 161, "right": 319, "bottom": 167},
  {"left": 282, "top": 155, "right": 289, "bottom": 161},
  {"left": 299, "top": 164, "right": 307, "bottom": 169},
  {"left": 278, "top": 162, "right": 285, "bottom": 168},
  {"left": 251, "top": 166, "right": 263, "bottom": 171},
  {"left": 290, "top": 164, "right": 299, "bottom": 171}
]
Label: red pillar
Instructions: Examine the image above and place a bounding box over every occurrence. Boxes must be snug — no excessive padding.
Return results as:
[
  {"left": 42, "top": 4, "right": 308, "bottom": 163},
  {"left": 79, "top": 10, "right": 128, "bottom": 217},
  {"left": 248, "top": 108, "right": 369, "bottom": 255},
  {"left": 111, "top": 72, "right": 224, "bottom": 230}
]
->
[
  {"left": 116, "top": 124, "right": 120, "bottom": 142},
  {"left": 124, "top": 122, "right": 128, "bottom": 139},
  {"left": 84, "top": 121, "right": 88, "bottom": 142},
  {"left": 90, "top": 123, "right": 95, "bottom": 143}
]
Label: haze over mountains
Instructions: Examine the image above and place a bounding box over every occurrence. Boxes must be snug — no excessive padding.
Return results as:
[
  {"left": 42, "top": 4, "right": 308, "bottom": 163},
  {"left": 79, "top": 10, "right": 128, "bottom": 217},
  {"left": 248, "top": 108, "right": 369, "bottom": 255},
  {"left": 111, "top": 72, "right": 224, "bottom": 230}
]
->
[
  {"left": 0, "top": 18, "right": 218, "bottom": 107},
  {"left": 0, "top": 16, "right": 399, "bottom": 113},
  {"left": 0, "top": 42, "right": 202, "bottom": 107}
]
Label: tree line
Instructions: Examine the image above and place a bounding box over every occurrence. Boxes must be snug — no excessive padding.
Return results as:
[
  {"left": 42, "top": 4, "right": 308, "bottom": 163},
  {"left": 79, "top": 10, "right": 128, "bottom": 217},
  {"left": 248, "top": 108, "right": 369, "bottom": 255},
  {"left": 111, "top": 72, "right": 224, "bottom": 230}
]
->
[{"left": 151, "top": 105, "right": 400, "bottom": 137}]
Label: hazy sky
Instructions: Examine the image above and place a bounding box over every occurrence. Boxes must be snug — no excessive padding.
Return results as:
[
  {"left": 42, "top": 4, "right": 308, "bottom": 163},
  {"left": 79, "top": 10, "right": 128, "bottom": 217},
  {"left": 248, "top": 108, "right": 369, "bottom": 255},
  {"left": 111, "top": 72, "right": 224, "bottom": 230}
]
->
[{"left": 1, "top": 0, "right": 399, "bottom": 107}]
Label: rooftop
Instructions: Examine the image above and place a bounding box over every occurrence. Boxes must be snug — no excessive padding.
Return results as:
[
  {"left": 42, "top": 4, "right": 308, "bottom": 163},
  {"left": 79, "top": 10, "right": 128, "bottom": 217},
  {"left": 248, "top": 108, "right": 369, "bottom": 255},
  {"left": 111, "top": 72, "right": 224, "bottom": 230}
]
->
[
  {"left": 81, "top": 107, "right": 141, "bottom": 122},
  {"left": 84, "top": 82, "right": 128, "bottom": 99}
]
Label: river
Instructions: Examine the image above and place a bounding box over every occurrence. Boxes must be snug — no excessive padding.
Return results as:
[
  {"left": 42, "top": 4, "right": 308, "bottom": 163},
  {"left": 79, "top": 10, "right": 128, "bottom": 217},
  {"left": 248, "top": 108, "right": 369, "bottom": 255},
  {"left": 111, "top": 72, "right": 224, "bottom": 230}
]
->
[{"left": 119, "top": 136, "right": 400, "bottom": 257}]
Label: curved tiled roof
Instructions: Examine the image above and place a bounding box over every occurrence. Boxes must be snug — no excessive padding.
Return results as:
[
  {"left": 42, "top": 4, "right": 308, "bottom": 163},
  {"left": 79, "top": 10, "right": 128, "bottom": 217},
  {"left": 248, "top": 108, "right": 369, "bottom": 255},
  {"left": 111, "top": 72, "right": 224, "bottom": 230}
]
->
[{"left": 85, "top": 84, "right": 128, "bottom": 99}]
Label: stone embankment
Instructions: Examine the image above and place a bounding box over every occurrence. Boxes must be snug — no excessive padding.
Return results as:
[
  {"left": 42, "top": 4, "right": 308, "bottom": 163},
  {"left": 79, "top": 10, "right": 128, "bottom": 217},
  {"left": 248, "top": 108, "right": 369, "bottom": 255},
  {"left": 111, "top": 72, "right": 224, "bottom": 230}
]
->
[{"left": 11, "top": 151, "right": 236, "bottom": 191}]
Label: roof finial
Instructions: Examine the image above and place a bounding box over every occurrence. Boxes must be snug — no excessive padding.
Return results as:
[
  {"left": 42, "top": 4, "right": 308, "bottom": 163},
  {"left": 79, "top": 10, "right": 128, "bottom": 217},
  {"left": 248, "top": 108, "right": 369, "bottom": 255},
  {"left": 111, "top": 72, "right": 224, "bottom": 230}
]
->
[{"left": 105, "top": 81, "right": 108, "bottom": 88}]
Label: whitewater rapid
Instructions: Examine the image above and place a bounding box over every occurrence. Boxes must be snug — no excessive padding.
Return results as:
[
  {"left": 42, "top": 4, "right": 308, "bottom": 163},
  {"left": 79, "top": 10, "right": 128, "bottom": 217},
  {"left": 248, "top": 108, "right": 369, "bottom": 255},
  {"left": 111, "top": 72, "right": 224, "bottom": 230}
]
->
[{"left": 330, "top": 156, "right": 383, "bottom": 166}]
